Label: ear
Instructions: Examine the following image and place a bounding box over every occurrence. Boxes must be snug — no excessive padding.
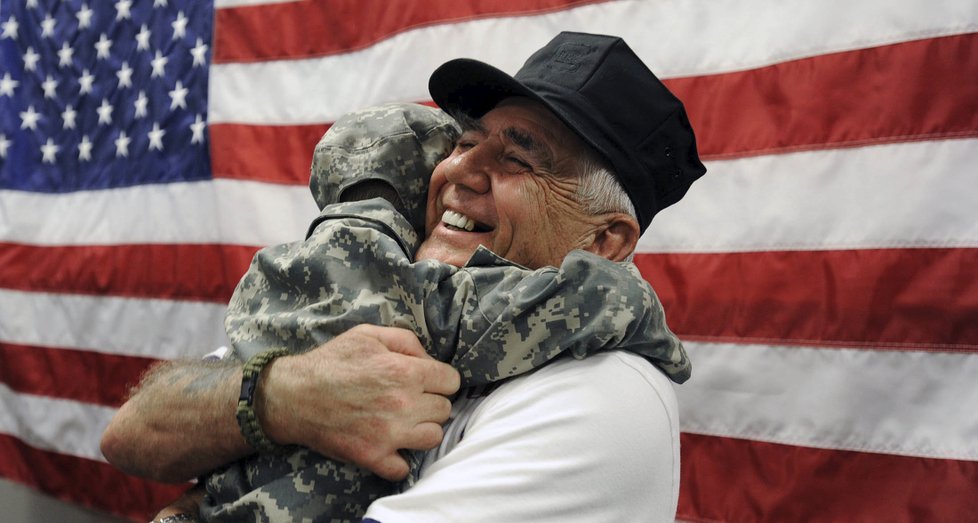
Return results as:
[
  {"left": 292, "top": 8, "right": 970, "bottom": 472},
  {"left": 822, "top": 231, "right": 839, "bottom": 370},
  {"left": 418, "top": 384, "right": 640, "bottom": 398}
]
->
[{"left": 585, "top": 214, "right": 640, "bottom": 262}]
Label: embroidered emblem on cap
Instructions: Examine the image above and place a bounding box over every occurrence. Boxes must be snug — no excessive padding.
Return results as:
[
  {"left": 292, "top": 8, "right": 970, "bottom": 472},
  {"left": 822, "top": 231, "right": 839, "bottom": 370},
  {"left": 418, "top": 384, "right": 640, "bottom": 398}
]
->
[{"left": 550, "top": 42, "right": 593, "bottom": 72}]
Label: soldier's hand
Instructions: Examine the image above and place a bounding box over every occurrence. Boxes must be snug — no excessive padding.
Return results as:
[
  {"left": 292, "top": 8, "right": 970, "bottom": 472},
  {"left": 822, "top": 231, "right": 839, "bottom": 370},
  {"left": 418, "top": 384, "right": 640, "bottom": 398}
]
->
[
  {"left": 257, "top": 324, "right": 460, "bottom": 481},
  {"left": 149, "top": 484, "right": 203, "bottom": 522}
]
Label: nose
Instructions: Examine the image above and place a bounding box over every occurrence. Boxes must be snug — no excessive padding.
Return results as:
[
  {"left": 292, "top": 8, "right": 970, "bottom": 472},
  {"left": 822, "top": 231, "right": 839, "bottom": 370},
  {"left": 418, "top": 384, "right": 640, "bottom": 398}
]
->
[{"left": 441, "top": 142, "right": 494, "bottom": 195}]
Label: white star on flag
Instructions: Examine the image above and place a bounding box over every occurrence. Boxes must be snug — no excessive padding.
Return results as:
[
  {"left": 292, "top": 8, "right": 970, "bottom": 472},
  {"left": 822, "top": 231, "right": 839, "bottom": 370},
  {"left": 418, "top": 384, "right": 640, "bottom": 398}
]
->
[
  {"left": 172, "top": 11, "right": 188, "bottom": 40},
  {"left": 1, "top": 16, "right": 17, "bottom": 39},
  {"left": 23, "top": 47, "right": 40, "bottom": 71},
  {"left": 96, "top": 99, "right": 113, "bottom": 124},
  {"left": 61, "top": 105, "right": 77, "bottom": 129},
  {"left": 41, "top": 75, "right": 58, "bottom": 98},
  {"left": 117, "top": 62, "right": 134, "bottom": 88},
  {"left": 77, "top": 4, "right": 94, "bottom": 29},
  {"left": 190, "top": 38, "right": 208, "bottom": 67},
  {"left": 40, "top": 138, "right": 59, "bottom": 163},
  {"left": 136, "top": 25, "right": 151, "bottom": 51},
  {"left": 40, "top": 15, "right": 55, "bottom": 38},
  {"left": 151, "top": 50, "right": 168, "bottom": 77},
  {"left": 114, "top": 130, "right": 130, "bottom": 157},
  {"left": 115, "top": 0, "right": 133, "bottom": 21},
  {"left": 190, "top": 113, "right": 206, "bottom": 144},
  {"left": 19, "top": 105, "right": 40, "bottom": 130},
  {"left": 148, "top": 123, "right": 165, "bottom": 151},
  {"left": 134, "top": 91, "right": 148, "bottom": 118},
  {"left": 77, "top": 135, "right": 93, "bottom": 162},
  {"left": 169, "top": 81, "right": 188, "bottom": 109},
  {"left": 79, "top": 69, "right": 95, "bottom": 94},
  {"left": 0, "top": 134, "right": 10, "bottom": 158},
  {"left": 0, "top": 73, "right": 17, "bottom": 96},
  {"left": 95, "top": 34, "right": 112, "bottom": 59},
  {"left": 58, "top": 41, "right": 74, "bottom": 67}
]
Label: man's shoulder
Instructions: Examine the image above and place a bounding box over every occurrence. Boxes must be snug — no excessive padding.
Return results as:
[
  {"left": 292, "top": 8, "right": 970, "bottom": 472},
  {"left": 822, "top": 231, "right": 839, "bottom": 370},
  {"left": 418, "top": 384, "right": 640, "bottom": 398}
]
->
[
  {"left": 391, "top": 352, "right": 682, "bottom": 522},
  {"left": 432, "top": 352, "right": 679, "bottom": 463},
  {"left": 474, "top": 351, "right": 678, "bottom": 424}
]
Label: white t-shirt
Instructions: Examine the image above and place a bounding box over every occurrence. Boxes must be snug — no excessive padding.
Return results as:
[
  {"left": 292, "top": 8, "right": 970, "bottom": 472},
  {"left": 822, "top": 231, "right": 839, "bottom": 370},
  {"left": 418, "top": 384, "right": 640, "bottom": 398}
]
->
[{"left": 364, "top": 351, "right": 681, "bottom": 522}]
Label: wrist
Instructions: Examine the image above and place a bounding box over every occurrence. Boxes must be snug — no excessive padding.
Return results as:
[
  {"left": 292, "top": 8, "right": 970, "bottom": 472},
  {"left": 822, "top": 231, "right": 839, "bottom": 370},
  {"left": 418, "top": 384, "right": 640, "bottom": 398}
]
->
[
  {"left": 236, "top": 348, "right": 292, "bottom": 453},
  {"left": 253, "top": 354, "right": 293, "bottom": 446}
]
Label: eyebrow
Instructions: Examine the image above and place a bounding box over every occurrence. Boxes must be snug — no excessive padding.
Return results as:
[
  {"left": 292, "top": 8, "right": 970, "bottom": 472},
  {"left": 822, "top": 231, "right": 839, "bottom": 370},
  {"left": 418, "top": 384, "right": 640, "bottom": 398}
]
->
[
  {"left": 504, "top": 127, "right": 541, "bottom": 153},
  {"left": 454, "top": 112, "right": 485, "bottom": 134},
  {"left": 454, "top": 112, "right": 555, "bottom": 168}
]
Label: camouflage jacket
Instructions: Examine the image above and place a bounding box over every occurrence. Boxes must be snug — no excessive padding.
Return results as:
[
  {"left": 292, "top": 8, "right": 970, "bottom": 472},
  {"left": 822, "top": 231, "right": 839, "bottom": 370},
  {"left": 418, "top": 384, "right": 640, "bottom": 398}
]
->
[{"left": 201, "top": 199, "right": 690, "bottom": 523}]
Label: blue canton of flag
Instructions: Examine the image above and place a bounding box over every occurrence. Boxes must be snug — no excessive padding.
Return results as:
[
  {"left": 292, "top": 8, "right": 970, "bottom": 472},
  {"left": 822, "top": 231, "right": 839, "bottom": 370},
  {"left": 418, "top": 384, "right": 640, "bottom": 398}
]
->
[{"left": 0, "top": 0, "right": 213, "bottom": 192}]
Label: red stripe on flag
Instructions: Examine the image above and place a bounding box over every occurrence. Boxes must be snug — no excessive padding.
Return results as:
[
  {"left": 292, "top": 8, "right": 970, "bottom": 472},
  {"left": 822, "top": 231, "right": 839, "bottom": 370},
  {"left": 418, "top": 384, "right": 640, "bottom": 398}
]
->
[
  {"left": 0, "top": 434, "right": 189, "bottom": 522},
  {"left": 210, "top": 122, "right": 328, "bottom": 184},
  {"left": 672, "top": 32, "right": 978, "bottom": 160},
  {"left": 634, "top": 248, "right": 978, "bottom": 352},
  {"left": 678, "top": 433, "right": 978, "bottom": 523},
  {"left": 213, "top": 0, "right": 607, "bottom": 63},
  {"left": 0, "top": 343, "right": 158, "bottom": 407},
  {"left": 6, "top": 244, "right": 976, "bottom": 351},
  {"left": 0, "top": 242, "right": 257, "bottom": 303},
  {"left": 209, "top": 34, "right": 978, "bottom": 184}
]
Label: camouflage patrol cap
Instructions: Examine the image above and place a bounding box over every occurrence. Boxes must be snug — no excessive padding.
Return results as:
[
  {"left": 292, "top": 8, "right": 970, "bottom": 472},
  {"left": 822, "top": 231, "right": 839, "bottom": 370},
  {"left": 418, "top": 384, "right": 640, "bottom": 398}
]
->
[{"left": 310, "top": 103, "right": 460, "bottom": 234}]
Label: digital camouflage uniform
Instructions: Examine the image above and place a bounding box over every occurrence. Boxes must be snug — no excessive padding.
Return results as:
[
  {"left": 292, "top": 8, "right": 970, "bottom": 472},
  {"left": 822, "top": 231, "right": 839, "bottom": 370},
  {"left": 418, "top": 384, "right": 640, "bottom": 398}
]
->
[{"left": 200, "top": 103, "right": 691, "bottom": 523}]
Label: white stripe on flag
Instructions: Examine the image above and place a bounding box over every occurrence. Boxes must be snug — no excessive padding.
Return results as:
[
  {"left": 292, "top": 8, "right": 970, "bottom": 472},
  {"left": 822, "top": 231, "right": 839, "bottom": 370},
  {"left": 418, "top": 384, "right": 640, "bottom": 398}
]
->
[
  {"left": 0, "top": 289, "right": 228, "bottom": 359},
  {"left": 677, "top": 341, "right": 978, "bottom": 461},
  {"left": 0, "top": 382, "right": 115, "bottom": 462},
  {"left": 208, "top": 0, "right": 977, "bottom": 124},
  {"left": 639, "top": 138, "right": 978, "bottom": 253},
  {"left": 4, "top": 139, "right": 975, "bottom": 250},
  {"left": 0, "top": 179, "right": 319, "bottom": 246}
]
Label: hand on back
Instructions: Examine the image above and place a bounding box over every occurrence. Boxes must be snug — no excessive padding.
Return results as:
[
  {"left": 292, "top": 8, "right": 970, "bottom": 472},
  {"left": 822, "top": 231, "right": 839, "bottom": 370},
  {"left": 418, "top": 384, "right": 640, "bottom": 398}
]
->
[{"left": 259, "top": 324, "right": 460, "bottom": 480}]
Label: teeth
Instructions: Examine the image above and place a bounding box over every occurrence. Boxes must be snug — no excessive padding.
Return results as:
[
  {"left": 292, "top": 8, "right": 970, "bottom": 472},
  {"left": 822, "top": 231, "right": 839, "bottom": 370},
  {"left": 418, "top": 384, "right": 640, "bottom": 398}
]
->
[{"left": 442, "top": 210, "right": 475, "bottom": 232}]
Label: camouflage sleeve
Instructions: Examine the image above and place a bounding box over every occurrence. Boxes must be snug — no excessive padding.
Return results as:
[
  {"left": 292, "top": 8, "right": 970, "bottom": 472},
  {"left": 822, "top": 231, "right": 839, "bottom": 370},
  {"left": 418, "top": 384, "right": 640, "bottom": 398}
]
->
[
  {"left": 429, "top": 249, "right": 691, "bottom": 386},
  {"left": 224, "top": 198, "right": 434, "bottom": 362},
  {"left": 209, "top": 199, "right": 446, "bottom": 522}
]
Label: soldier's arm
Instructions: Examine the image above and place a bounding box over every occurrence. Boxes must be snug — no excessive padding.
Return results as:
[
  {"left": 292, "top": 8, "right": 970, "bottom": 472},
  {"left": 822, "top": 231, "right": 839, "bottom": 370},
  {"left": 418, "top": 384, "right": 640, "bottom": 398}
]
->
[
  {"left": 100, "top": 325, "right": 459, "bottom": 483},
  {"left": 436, "top": 249, "right": 680, "bottom": 384}
]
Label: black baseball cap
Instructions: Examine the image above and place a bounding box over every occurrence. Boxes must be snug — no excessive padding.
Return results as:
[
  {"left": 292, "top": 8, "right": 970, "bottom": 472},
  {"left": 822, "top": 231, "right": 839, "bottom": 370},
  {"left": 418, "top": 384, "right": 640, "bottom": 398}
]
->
[{"left": 428, "top": 31, "right": 706, "bottom": 232}]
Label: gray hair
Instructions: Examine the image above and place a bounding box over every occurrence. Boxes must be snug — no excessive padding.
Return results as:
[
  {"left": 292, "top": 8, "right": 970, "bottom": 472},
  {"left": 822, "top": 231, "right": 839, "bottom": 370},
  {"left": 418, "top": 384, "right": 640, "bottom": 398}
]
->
[
  {"left": 574, "top": 155, "right": 638, "bottom": 261},
  {"left": 574, "top": 155, "right": 635, "bottom": 220}
]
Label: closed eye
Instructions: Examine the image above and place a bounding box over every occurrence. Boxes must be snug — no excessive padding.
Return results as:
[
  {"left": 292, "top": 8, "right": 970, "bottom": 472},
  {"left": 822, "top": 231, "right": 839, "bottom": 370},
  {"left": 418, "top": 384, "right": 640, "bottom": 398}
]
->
[{"left": 506, "top": 156, "right": 532, "bottom": 171}]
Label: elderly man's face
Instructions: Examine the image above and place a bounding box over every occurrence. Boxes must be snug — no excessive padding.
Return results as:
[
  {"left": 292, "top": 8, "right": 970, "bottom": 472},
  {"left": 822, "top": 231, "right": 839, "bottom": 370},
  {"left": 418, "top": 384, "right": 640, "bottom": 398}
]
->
[{"left": 415, "top": 97, "right": 609, "bottom": 269}]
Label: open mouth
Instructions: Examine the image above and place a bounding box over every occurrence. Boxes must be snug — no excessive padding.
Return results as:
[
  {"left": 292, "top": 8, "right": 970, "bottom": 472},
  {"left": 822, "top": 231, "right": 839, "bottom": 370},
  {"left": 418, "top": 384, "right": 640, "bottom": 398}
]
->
[{"left": 441, "top": 210, "right": 490, "bottom": 233}]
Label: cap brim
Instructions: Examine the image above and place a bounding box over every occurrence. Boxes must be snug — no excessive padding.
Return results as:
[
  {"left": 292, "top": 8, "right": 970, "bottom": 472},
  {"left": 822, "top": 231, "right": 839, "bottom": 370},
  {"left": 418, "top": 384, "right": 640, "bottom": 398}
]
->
[{"left": 429, "top": 59, "right": 549, "bottom": 119}]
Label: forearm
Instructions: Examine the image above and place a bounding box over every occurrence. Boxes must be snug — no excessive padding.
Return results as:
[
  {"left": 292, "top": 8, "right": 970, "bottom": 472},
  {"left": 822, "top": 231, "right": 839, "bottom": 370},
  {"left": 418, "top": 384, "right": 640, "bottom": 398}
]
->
[
  {"left": 100, "top": 358, "right": 251, "bottom": 483},
  {"left": 102, "top": 326, "right": 458, "bottom": 484}
]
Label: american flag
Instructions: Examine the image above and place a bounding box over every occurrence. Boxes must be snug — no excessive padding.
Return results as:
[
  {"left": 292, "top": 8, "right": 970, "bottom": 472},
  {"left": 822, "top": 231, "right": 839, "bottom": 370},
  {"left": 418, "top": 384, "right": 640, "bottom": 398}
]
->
[{"left": 1, "top": 0, "right": 976, "bottom": 521}]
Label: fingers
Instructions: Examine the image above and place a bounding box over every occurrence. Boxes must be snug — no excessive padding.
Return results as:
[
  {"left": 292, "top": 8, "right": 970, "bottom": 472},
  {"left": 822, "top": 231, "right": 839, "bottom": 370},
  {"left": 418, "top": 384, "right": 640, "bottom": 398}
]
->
[
  {"left": 370, "top": 421, "right": 445, "bottom": 480},
  {"left": 402, "top": 421, "right": 446, "bottom": 451},
  {"left": 416, "top": 392, "right": 453, "bottom": 424},
  {"left": 349, "top": 324, "right": 461, "bottom": 396},
  {"left": 419, "top": 359, "right": 461, "bottom": 396},
  {"left": 353, "top": 324, "right": 429, "bottom": 358},
  {"left": 372, "top": 453, "right": 410, "bottom": 482}
]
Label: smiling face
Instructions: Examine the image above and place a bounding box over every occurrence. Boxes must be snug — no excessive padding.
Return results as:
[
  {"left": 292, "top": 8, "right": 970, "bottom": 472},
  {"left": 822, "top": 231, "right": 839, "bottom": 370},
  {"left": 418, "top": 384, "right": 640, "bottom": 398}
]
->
[{"left": 414, "top": 97, "right": 614, "bottom": 269}]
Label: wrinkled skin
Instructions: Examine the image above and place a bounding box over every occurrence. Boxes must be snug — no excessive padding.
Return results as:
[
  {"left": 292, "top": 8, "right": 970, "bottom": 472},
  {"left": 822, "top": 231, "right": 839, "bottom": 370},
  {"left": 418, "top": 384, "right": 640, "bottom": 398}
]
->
[{"left": 416, "top": 98, "right": 621, "bottom": 269}]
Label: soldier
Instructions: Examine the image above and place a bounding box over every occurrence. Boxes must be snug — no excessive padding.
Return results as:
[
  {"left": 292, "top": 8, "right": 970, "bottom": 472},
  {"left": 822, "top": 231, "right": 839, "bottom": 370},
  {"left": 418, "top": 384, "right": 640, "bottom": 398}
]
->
[{"left": 199, "top": 102, "right": 688, "bottom": 522}]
